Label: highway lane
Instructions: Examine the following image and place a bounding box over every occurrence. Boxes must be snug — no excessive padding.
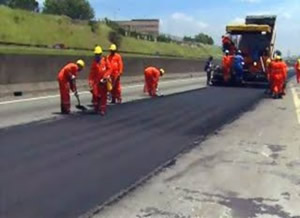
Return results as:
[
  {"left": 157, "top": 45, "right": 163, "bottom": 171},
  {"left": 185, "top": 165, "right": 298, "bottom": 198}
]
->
[
  {"left": 0, "top": 86, "right": 265, "bottom": 218},
  {"left": 0, "top": 77, "right": 205, "bottom": 128}
]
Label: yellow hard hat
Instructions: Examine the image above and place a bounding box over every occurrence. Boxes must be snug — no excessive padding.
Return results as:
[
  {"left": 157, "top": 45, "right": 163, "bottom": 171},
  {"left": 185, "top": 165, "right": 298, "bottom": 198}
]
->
[
  {"left": 298, "top": 59, "right": 300, "bottom": 64},
  {"left": 275, "top": 55, "right": 281, "bottom": 60},
  {"left": 109, "top": 44, "right": 117, "bottom": 51},
  {"left": 76, "top": 59, "right": 85, "bottom": 68},
  {"left": 94, "top": 46, "right": 103, "bottom": 54},
  {"left": 160, "top": 68, "right": 165, "bottom": 75}
]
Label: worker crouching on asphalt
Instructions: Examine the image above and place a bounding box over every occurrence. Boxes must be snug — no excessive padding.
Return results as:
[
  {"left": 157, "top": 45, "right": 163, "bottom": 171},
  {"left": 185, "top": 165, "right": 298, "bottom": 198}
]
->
[
  {"left": 295, "top": 59, "right": 300, "bottom": 84},
  {"left": 91, "top": 46, "right": 112, "bottom": 116},
  {"left": 269, "top": 55, "right": 287, "bottom": 99},
  {"left": 107, "top": 44, "right": 124, "bottom": 104},
  {"left": 57, "top": 60, "right": 85, "bottom": 114},
  {"left": 144, "top": 66, "right": 165, "bottom": 97},
  {"left": 222, "top": 50, "right": 233, "bottom": 83}
]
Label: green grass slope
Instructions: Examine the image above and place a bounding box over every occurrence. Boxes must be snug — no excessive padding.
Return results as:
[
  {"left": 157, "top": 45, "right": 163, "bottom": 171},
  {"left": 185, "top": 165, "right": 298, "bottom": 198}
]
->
[{"left": 0, "top": 6, "right": 222, "bottom": 58}]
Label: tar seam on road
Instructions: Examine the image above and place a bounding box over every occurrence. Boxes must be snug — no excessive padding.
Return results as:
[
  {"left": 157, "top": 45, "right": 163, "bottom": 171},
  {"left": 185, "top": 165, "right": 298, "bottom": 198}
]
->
[
  {"left": 0, "top": 77, "right": 205, "bottom": 106},
  {"left": 0, "top": 86, "right": 265, "bottom": 218}
]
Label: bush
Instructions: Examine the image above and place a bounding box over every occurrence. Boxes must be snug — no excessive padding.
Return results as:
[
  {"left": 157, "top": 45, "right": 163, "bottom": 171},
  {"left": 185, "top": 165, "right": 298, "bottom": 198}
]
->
[
  {"left": 43, "top": 0, "right": 94, "bottom": 20},
  {"left": 108, "top": 31, "right": 122, "bottom": 48},
  {"left": 88, "top": 20, "right": 98, "bottom": 33}
]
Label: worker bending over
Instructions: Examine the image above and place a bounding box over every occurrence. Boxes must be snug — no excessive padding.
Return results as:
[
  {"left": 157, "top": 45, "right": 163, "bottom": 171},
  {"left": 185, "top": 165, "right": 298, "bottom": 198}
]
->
[
  {"left": 91, "top": 46, "right": 112, "bottom": 116},
  {"left": 107, "top": 44, "right": 124, "bottom": 104},
  {"left": 222, "top": 50, "right": 233, "bottom": 83},
  {"left": 295, "top": 59, "right": 300, "bottom": 84},
  {"left": 269, "top": 55, "right": 287, "bottom": 99},
  {"left": 144, "top": 66, "right": 165, "bottom": 97},
  {"left": 204, "top": 56, "right": 214, "bottom": 86},
  {"left": 57, "top": 60, "right": 85, "bottom": 114}
]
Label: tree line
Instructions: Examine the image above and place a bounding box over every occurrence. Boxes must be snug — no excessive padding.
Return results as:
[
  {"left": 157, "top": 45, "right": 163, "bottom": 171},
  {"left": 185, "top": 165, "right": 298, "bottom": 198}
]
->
[
  {"left": 183, "top": 33, "right": 214, "bottom": 45},
  {"left": 0, "top": 0, "right": 214, "bottom": 45},
  {"left": 0, "top": 0, "right": 94, "bottom": 20}
]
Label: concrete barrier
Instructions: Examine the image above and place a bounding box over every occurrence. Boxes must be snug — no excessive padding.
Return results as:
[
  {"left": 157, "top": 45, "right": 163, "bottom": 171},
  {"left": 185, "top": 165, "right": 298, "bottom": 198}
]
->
[
  {"left": 0, "top": 54, "right": 207, "bottom": 84},
  {"left": 0, "top": 54, "right": 211, "bottom": 100}
]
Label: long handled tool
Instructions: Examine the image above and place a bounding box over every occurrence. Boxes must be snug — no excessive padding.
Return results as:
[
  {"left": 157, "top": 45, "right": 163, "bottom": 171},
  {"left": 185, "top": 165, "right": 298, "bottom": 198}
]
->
[{"left": 74, "top": 92, "right": 87, "bottom": 111}]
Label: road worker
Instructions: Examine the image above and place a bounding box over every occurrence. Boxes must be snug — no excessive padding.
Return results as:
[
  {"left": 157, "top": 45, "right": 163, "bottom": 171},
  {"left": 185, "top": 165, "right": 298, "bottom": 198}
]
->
[
  {"left": 144, "top": 66, "right": 165, "bottom": 97},
  {"left": 107, "top": 44, "right": 124, "bottom": 104},
  {"left": 269, "top": 55, "right": 286, "bottom": 99},
  {"left": 57, "top": 60, "right": 85, "bottom": 114},
  {"left": 92, "top": 46, "right": 112, "bottom": 116},
  {"left": 204, "top": 56, "right": 214, "bottom": 86},
  {"left": 89, "top": 46, "right": 103, "bottom": 107},
  {"left": 233, "top": 50, "right": 245, "bottom": 84},
  {"left": 265, "top": 57, "right": 272, "bottom": 95},
  {"left": 295, "top": 59, "right": 300, "bottom": 84},
  {"left": 222, "top": 50, "right": 233, "bottom": 83}
]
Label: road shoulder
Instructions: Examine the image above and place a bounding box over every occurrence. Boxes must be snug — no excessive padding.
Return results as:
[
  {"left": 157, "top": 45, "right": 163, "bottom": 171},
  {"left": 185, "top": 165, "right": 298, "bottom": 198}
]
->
[{"left": 93, "top": 80, "right": 300, "bottom": 218}]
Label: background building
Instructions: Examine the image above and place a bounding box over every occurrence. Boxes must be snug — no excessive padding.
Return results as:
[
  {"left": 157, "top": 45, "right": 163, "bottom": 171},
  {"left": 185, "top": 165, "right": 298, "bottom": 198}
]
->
[{"left": 115, "top": 19, "right": 159, "bottom": 36}]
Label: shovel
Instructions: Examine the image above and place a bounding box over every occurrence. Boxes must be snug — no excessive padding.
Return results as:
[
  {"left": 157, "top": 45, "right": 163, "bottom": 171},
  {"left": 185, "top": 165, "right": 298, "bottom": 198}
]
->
[{"left": 74, "top": 92, "right": 87, "bottom": 111}]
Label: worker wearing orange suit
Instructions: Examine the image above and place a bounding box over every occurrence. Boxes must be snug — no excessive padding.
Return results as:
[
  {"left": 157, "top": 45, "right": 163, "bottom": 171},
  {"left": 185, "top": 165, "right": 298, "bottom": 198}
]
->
[
  {"left": 269, "top": 55, "right": 286, "bottom": 99},
  {"left": 107, "top": 44, "right": 124, "bottom": 104},
  {"left": 265, "top": 57, "right": 273, "bottom": 95},
  {"left": 57, "top": 60, "right": 85, "bottom": 114},
  {"left": 295, "top": 59, "right": 300, "bottom": 83},
  {"left": 89, "top": 46, "right": 103, "bottom": 107},
  {"left": 92, "top": 46, "right": 112, "bottom": 115},
  {"left": 144, "top": 67, "right": 165, "bottom": 97},
  {"left": 222, "top": 50, "right": 233, "bottom": 82}
]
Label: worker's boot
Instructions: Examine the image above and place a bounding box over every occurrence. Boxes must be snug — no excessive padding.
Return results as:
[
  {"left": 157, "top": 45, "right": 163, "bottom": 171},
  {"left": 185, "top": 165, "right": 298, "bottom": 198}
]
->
[
  {"left": 116, "top": 98, "right": 122, "bottom": 104},
  {"left": 61, "top": 104, "right": 70, "bottom": 114}
]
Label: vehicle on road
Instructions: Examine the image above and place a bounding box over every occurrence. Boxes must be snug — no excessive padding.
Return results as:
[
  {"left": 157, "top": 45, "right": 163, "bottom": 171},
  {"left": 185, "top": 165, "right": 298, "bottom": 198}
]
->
[{"left": 212, "top": 15, "right": 277, "bottom": 86}]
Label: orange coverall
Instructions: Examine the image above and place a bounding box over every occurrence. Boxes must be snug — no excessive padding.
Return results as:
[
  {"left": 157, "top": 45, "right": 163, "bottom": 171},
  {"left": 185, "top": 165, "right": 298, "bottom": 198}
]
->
[
  {"left": 295, "top": 62, "right": 300, "bottom": 83},
  {"left": 94, "top": 58, "right": 112, "bottom": 114},
  {"left": 144, "top": 67, "right": 161, "bottom": 97},
  {"left": 222, "top": 55, "right": 233, "bottom": 82},
  {"left": 270, "top": 61, "right": 286, "bottom": 96},
  {"left": 107, "top": 53, "right": 124, "bottom": 103},
  {"left": 89, "top": 60, "right": 100, "bottom": 106},
  {"left": 57, "top": 63, "right": 79, "bottom": 113}
]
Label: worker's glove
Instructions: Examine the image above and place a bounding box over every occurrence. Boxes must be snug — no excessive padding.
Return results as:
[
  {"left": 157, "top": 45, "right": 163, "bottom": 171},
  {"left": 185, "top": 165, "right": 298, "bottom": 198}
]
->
[{"left": 100, "top": 78, "right": 107, "bottom": 84}]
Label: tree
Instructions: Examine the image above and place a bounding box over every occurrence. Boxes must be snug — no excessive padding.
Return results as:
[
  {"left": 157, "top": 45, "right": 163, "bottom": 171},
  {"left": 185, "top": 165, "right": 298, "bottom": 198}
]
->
[
  {"left": 43, "top": 0, "right": 94, "bottom": 20},
  {"left": 194, "top": 33, "right": 214, "bottom": 45},
  {"left": 0, "top": 0, "right": 8, "bottom": 5},
  {"left": 1, "top": 0, "right": 39, "bottom": 11}
]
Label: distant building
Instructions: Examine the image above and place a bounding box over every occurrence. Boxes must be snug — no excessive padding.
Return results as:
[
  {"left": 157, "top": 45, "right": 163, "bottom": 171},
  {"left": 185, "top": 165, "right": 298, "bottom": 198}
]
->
[{"left": 115, "top": 19, "right": 159, "bottom": 36}]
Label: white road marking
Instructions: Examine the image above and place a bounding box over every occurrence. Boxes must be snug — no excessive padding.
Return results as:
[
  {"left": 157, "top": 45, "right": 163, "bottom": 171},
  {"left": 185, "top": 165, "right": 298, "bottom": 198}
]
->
[
  {"left": 290, "top": 85, "right": 300, "bottom": 124},
  {"left": 0, "top": 77, "right": 204, "bottom": 105}
]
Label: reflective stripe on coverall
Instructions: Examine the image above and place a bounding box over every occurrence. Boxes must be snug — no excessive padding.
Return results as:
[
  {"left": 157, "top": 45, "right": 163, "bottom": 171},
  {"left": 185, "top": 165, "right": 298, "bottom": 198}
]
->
[
  {"left": 94, "top": 58, "right": 112, "bottom": 113},
  {"left": 107, "top": 53, "right": 124, "bottom": 102},
  {"left": 89, "top": 60, "right": 100, "bottom": 106}
]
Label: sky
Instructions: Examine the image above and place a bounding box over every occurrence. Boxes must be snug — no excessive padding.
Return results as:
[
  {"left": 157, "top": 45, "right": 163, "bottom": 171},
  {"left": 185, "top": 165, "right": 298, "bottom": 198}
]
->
[{"left": 38, "top": 0, "right": 300, "bottom": 56}]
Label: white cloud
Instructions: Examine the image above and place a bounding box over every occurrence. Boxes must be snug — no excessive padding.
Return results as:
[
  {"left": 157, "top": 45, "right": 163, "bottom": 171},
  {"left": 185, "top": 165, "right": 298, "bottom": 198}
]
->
[
  {"left": 230, "top": 17, "right": 245, "bottom": 24},
  {"left": 238, "top": 0, "right": 261, "bottom": 3},
  {"left": 161, "top": 12, "right": 208, "bottom": 37}
]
